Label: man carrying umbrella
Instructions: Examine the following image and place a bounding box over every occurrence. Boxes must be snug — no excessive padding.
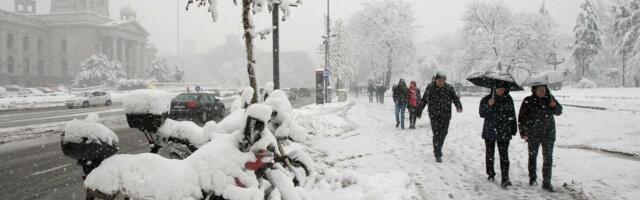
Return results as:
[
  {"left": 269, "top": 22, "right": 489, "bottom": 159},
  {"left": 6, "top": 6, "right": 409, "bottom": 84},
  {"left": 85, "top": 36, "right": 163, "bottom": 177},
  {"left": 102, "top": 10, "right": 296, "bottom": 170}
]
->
[{"left": 419, "top": 72, "right": 463, "bottom": 163}]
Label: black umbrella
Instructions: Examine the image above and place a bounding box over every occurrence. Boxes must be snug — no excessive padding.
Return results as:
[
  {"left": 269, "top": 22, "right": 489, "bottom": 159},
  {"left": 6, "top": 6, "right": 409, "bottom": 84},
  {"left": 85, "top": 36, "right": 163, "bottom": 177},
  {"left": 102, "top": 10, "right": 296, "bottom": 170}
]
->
[{"left": 466, "top": 71, "right": 524, "bottom": 91}]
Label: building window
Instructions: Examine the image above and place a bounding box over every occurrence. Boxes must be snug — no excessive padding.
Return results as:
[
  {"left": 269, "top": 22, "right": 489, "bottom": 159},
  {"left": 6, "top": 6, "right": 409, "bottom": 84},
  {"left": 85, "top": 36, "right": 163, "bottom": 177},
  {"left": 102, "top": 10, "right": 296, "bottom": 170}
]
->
[
  {"left": 7, "top": 56, "right": 14, "bottom": 74},
  {"left": 23, "top": 36, "right": 29, "bottom": 51},
  {"left": 7, "top": 33, "right": 13, "bottom": 50},
  {"left": 61, "top": 39, "right": 67, "bottom": 53},
  {"left": 37, "top": 39, "right": 43, "bottom": 53},
  {"left": 61, "top": 59, "right": 68, "bottom": 76},
  {"left": 38, "top": 59, "right": 44, "bottom": 75},
  {"left": 23, "top": 58, "right": 30, "bottom": 75}
]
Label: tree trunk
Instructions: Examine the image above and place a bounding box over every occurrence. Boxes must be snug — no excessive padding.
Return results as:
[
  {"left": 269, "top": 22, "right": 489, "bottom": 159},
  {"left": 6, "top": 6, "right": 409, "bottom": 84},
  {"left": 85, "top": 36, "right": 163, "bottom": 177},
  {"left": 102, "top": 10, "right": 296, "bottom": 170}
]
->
[
  {"left": 242, "top": 0, "right": 258, "bottom": 103},
  {"left": 385, "top": 42, "right": 393, "bottom": 89}
]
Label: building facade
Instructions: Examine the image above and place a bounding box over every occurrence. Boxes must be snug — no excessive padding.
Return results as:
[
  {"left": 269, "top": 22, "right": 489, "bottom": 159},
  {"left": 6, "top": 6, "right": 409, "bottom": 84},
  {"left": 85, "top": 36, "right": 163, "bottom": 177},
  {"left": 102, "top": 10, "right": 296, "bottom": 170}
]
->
[{"left": 0, "top": 0, "right": 155, "bottom": 87}]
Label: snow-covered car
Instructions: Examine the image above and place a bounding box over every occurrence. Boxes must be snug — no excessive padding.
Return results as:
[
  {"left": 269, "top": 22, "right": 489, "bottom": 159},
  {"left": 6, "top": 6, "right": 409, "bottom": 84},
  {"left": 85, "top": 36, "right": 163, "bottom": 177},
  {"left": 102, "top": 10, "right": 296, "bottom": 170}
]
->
[
  {"left": 17, "top": 88, "right": 46, "bottom": 97},
  {"left": 66, "top": 91, "right": 112, "bottom": 108}
]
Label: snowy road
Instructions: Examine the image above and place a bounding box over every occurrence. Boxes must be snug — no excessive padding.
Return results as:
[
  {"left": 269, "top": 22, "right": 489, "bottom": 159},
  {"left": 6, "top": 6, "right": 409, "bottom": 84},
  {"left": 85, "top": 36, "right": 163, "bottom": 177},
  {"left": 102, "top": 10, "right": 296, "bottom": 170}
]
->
[
  {"left": 0, "top": 105, "right": 125, "bottom": 129},
  {"left": 311, "top": 95, "right": 640, "bottom": 200},
  {"left": 0, "top": 96, "right": 316, "bottom": 200}
]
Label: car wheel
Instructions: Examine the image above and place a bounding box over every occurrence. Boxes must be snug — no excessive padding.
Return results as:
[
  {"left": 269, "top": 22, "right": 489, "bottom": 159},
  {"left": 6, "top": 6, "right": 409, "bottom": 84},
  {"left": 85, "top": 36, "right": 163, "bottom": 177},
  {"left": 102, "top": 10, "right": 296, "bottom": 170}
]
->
[
  {"left": 67, "top": 106, "right": 74, "bottom": 109},
  {"left": 105, "top": 100, "right": 112, "bottom": 106},
  {"left": 82, "top": 101, "right": 90, "bottom": 108},
  {"left": 219, "top": 107, "right": 226, "bottom": 118},
  {"left": 200, "top": 111, "right": 208, "bottom": 123}
]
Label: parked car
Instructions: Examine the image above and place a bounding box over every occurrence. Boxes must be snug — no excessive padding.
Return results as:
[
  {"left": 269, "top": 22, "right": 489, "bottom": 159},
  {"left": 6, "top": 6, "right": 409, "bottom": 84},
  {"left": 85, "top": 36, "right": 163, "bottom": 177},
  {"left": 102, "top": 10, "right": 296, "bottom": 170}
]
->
[
  {"left": 66, "top": 91, "right": 112, "bottom": 108},
  {"left": 297, "top": 88, "right": 312, "bottom": 97},
  {"left": 169, "top": 93, "right": 226, "bottom": 123},
  {"left": 281, "top": 88, "right": 297, "bottom": 101}
]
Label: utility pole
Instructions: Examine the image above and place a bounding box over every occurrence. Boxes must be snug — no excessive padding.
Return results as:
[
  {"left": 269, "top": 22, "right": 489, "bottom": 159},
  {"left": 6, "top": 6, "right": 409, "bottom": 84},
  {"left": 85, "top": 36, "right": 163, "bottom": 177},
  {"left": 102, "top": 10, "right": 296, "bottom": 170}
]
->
[
  {"left": 546, "top": 52, "right": 565, "bottom": 71},
  {"left": 324, "top": 0, "right": 331, "bottom": 103},
  {"left": 273, "top": 3, "right": 280, "bottom": 90},
  {"left": 177, "top": 0, "right": 180, "bottom": 74}
]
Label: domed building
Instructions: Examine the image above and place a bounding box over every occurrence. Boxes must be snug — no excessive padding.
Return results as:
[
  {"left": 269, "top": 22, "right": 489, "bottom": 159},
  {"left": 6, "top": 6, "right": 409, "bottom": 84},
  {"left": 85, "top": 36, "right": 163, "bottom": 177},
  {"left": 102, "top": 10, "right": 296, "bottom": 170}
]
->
[{"left": 0, "top": 0, "right": 156, "bottom": 86}]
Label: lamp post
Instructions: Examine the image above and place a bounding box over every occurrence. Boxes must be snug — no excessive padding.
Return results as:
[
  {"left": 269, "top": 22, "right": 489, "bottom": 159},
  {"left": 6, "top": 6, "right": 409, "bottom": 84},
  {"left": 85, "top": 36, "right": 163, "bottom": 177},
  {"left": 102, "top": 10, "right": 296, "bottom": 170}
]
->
[
  {"left": 546, "top": 52, "right": 565, "bottom": 71},
  {"left": 324, "top": 0, "right": 331, "bottom": 103}
]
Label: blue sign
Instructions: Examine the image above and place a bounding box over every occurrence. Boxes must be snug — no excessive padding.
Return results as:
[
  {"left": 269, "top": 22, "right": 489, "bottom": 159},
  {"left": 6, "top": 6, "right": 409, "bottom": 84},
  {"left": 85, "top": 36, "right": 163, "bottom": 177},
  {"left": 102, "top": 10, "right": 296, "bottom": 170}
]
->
[{"left": 323, "top": 69, "right": 330, "bottom": 81}]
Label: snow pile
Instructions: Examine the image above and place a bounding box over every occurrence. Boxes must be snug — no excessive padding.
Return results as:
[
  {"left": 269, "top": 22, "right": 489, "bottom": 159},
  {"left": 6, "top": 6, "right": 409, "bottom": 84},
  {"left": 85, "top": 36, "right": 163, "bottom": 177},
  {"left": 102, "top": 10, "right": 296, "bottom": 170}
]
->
[
  {"left": 123, "top": 89, "right": 174, "bottom": 115},
  {"left": 84, "top": 153, "right": 203, "bottom": 200},
  {"left": 215, "top": 109, "right": 247, "bottom": 135},
  {"left": 575, "top": 78, "right": 597, "bottom": 89},
  {"left": 304, "top": 170, "right": 417, "bottom": 200},
  {"left": 230, "top": 87, "right": 255, "bottom": 113},
  {"left": 61, "top": 113, "right": 119, "bottom": 146},
  {"left": 264, "top": 90, "right": 309, "bottom": 142},
  {"left": 158, "top": 119, "right": 210, "bottom": 147}
]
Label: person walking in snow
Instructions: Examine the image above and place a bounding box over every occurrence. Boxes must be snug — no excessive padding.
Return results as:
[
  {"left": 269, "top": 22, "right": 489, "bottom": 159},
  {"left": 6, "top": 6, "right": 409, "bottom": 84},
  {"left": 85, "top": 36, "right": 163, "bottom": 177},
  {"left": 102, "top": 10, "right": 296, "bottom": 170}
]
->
[
  {"left": 393, "top": 80, "right": 409, "bottom": 129},
  {"left": 368, "top": 83, "right": 375, "bottom": 103},
  {"left": 479, "top": 82, "right": 517, "bottom": 188},
  {"left": 518, "top": 84, "right": 563, "bottom": 192},
  {"left": 377, "top": 83, "right": 387, "bottom": 104},
  {"left": 419, "top": 73, "right": 463, "bottom": 163},
  {"left": 408, "top": 81, "right": 421, "bottom": 129}
]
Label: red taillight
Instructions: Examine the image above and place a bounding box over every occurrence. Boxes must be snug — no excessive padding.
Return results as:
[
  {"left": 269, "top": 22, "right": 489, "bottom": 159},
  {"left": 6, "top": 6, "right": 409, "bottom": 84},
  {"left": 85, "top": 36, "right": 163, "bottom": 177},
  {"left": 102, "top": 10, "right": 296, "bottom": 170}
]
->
[{"left": 187, "top": 101, "right": 197, "bottom": 109}]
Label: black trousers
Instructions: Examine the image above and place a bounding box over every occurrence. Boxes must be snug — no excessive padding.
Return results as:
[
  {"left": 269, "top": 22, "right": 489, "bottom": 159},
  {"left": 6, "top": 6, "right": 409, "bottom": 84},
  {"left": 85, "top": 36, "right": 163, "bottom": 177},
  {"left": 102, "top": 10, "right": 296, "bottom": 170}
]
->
[
  {"left": 430, "top": 118, "right": 450, "bottom": 158},
  {"left": 408, "top": 107, "right": 418, "bottom": 127},
  {"left": 485, "top": 140, "right": 510, "bottom": 181},
  {"left": 528, "top": 141, "right": 554, "bottom": 184}
]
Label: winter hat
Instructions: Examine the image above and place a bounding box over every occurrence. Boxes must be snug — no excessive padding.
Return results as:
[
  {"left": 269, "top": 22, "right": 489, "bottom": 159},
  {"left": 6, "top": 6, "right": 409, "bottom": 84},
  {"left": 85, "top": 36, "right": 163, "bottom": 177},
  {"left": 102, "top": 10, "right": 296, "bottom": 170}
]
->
[{"left": 434, "top": 73, "right": 447, "bottom": 80}]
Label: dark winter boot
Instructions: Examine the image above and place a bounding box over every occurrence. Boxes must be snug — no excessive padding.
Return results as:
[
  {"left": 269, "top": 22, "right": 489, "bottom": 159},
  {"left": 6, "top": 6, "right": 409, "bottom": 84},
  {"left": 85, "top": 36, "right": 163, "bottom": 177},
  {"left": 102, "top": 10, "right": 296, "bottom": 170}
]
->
[
  {"left": 435, "top": 157, "right": 442, "bottom": 163},
  {"left": 487, "top": 175, "right": 495, "bottom": 181},
  {"left": 396, "top": 122, "right": 399, "bottom": 128},
  {"left": 529, "top": 178, "right": 537, "bottom": 186},
  {"left": 501, "top": 179, "right": 513, "bottom": 188},
  {"left": 542, "top": 183, "right": 555, "bottom": 192}
]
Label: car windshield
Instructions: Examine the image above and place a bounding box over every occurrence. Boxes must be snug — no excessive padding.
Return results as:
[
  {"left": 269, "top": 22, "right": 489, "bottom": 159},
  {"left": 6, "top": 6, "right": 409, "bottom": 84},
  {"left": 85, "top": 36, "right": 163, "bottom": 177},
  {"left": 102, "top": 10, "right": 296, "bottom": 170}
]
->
[
  {"left": 76, "top": 93, "right": 90, "bottom": 97},
  {"left": 174, "top": 94, "right": 200, "bottom": 101}
]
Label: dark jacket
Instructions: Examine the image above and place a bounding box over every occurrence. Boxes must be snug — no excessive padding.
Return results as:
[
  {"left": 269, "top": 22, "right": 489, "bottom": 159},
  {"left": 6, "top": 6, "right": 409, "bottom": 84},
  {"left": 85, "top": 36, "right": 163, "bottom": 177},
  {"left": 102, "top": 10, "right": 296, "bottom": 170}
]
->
[
  {"left": 368, "top": 84, "right": 375, "bottom": 93},
  {"left": 479, "top": 92, "right": 517, "bottom": 141},
  {"left": 518, "top": 86, "right": 563, "bottom": 143},
  {"left": 393, "top": 85, "right": 409, "bottom": 104},
  {"left": 419, "top": 82, "right": 462, "bottom": 120}
]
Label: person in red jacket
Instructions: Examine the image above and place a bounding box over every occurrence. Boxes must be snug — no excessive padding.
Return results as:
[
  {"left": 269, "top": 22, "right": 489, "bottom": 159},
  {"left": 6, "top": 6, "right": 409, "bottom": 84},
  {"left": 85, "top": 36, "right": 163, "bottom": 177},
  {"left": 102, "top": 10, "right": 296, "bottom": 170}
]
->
[{"left": 407, "top": 81, "right": 421, "bottom": 129}]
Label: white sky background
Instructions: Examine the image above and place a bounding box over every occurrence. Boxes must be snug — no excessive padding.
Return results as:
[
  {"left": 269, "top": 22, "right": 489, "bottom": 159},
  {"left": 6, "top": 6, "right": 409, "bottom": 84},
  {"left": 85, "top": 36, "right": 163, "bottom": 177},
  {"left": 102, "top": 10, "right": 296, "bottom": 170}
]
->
[{"left": 4, "top": 0, "right": 586, "bottom": 61}]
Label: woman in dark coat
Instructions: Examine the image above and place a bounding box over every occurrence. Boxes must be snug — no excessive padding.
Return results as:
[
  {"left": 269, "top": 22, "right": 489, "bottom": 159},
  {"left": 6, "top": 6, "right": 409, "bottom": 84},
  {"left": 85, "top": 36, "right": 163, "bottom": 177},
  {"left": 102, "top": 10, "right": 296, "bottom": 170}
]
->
[
  {"left": 479, "top": 83, "right": 517, "bottom": 188},
  {"left": 518, "top": 84, "right": 563, "bottom": 192}
]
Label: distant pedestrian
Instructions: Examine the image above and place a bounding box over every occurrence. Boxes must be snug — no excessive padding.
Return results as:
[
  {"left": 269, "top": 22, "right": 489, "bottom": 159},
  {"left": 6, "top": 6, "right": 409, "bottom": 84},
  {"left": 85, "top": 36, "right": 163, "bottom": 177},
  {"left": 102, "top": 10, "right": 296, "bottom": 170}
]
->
[
  {"left": 479, "top": 83, "right": 516, "bottom": 188},
  {"left": 368, "top": 83, "right": 375, "bottom": 103},
  {"left": 392, "top": 80, "right": 409, "bottom": 129},
  {"left": 518, "top": 84, "right": 563, "bottom": 192},
  {"left": 419, "top": 73, "right": 463, "bottom": 163},
  {"left": 377, "top": 84, "right": 386, "bottom": 104},
  {"left": 407, "top": 81, "right": 421, "bottom": 129}
]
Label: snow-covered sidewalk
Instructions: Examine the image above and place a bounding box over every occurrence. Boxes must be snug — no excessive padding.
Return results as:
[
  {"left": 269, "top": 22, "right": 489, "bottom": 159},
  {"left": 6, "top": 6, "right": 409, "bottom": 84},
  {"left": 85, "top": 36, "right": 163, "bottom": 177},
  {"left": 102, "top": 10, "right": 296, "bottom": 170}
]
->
[{"left": 306, "top": 96, "right": 640, "bottom": 200}]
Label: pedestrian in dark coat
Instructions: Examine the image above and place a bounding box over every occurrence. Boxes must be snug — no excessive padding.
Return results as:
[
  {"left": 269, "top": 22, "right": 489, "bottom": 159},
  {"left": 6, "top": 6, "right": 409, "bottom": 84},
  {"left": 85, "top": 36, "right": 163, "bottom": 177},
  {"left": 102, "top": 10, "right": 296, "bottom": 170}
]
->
[
  {"left": 418, "top": 73, "right": 463, "bottom": 163},
  {"left": 368, "top": 83, "right": 375, "bottom": 103},
  {"left": 407, "top": 81, "right": 421, "bottom": 129},
  {"left": 377, "top": 84, "right": 386, "bottom": 104},
  {"left": 393, "top": 80, "right": 409, "bottom": 129},
  {"left": 518, "top": 84, "right": 563, "bottom": 192},
  {"left": 479, "top": 83, "right": 517, "bottom": 187}
]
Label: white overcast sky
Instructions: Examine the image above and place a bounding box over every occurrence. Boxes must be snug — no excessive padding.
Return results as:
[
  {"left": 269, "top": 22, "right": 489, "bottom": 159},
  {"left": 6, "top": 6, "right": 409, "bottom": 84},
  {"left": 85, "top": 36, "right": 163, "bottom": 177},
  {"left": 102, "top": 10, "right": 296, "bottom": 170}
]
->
[{"left": 4, "top": 0, "right": 586, "bottom": 59}]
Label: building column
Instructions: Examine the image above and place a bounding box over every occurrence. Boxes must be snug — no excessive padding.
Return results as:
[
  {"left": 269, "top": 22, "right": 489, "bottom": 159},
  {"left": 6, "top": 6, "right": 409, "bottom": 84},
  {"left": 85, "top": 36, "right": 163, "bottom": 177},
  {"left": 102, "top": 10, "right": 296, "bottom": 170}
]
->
[
  {"left": 111, "top": 37, "right": 117, "bottom": 61},
  {"left": 123, "top": 40, "right": 129, "bottom": 76},
  {"left": 118, "top": 39, "right": 124, "bottom": 63},
  {"left": 139, "top": 42, "right": 145, "bottom": 78}
]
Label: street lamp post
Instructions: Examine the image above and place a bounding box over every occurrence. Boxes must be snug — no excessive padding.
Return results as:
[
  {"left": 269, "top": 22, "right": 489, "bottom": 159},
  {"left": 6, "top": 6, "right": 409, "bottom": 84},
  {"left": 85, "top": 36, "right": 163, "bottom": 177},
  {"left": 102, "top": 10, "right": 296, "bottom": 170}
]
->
[
  {"left": 324, "top": 0, "right": 331, "bottom": 103},
  {"left": 546, "top": 52, "right": 565, "bottom": 71},
  {"left": 273, "top": 3, "right": 280, "bottom": 90}
]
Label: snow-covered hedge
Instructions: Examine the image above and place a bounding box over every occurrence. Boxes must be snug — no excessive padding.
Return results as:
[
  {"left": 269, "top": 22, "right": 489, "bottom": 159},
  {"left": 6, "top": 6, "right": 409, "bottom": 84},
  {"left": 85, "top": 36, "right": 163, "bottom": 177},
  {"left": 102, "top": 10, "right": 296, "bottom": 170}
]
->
[
  {"left": 575, "top": 78, "right": 597, "bottom": 89},
  {"left": 123, "top": 89, "right": 174, "bottom": 115},
  {"left": 62, "top": 113, "right": 118, "bottom": 146}
]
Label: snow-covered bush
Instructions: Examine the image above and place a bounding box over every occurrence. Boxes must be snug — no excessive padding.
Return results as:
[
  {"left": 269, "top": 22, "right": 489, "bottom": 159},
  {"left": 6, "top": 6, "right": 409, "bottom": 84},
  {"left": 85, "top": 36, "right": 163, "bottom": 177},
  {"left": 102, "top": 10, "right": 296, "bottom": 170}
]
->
[
  {"left": 146, "top": 61, "right": 171, "bottom": 83},
  {"left": 117, "top": 79, "right": 148, "bottom": 90},
  {"left": 123, "top": 89, "right": 174, "bottom": 115},
  {"left": 62, "top": 113, "right": 118, "bottom": 146},
  {"left": 575, "top": 78, "right": 597, "bottom": 89},
  {"left": 73, "top": 54, "right": 127, "bottom": 87}
]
